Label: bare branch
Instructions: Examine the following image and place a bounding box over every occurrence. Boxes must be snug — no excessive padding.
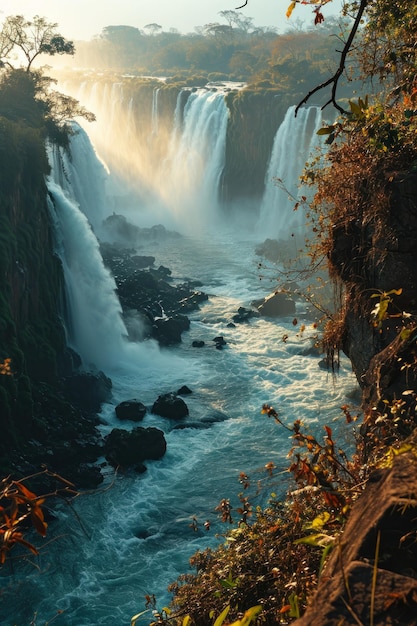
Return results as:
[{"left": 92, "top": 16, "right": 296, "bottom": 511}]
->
[{"left": 295, "top": 0, "right": 369, "bottom": 116}]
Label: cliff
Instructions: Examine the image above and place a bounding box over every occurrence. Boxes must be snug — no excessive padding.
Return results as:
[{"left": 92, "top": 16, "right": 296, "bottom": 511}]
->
[
  {"left": 0, "top": 72, "right": 108, "bottom": 486},
  {"left": 295, "top": 153, "right": 417, "bottom": 621},
  {"left": 0, "top": 115, "right": 68, "bottom": 450},
  {"left": 223, "top": 89, "right": 292, "bottom": 203}
]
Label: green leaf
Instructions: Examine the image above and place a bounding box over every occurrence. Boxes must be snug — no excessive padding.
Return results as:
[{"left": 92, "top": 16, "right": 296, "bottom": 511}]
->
[
  {"left": 294, "top": 532, "right": 334, "bottom": 548},
  {"left": 236, "top": 605, "right": 263, "bottom": 626},
  {"left": 289, "top": 593, "right": 300, "bottom": 619},
  {"left": 214, "top": 605, "right": 230, "bottom": 626},
  {"left": 317, "top": 126, "right": 334, "bottom": 135},
  {"left": 220, "top": 572, "right": 238, "bottom": 588},
  {"left": 349, "top": 100, "right": 362, "bottom": 116}
]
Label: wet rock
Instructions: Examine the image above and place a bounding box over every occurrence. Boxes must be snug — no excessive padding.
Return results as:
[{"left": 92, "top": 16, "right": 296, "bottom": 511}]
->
[
  {"left": 152, "top": 392, "right": 189, "bottom": 419},
  {"left": 104, "top": 426, "right": 167, "bottom": 468},
  {"left": 232, "top": 306, "right": 258, "bottom": 323},
  {"left": 151, "top": 315, "right": 190, "bottom": 345},
  {"left": 115, "top": 399, "right": 147, "bottom": 422},
  {"left": 213, "top": 336, "right": 227, "bottom": 350},
  {"left": 63, "top": 371, "right": 112, "bottom": 413},
  {"left": 256, "top": 291, "right": 296, "bottom": 317},
  {"left": 177, "top": 385, "right": 192, "bottom": 395},
  {"left": 192, "top": 340, "right": 205, "bottom": 348}
]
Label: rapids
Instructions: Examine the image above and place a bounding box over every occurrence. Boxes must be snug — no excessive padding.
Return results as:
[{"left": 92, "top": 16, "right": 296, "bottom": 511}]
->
[{"left": 0, "top": 89, "right": 358, "bottom": 626}]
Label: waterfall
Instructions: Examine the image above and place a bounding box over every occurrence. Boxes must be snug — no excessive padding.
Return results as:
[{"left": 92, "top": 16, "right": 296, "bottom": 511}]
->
[
  {"left": 46, "top": 131, "right": 184, "bottom": 377},
  {"left": 58, "top": 80, "right": 230, "bottom": 233},
  {"left": 152, "top": 87, "right": 160, "bottom": 134},
  {"left": 158, "top": 88, "right": 229, "bottom": 231},
  {"left": 47, "top": 180, "right": 127, "bottom": 370},
  {"left": 257, "top": 105, "right": 324, "bottom": 240},
  {"left": 48, "top": 126, "right": 110, "bottom": 234}
]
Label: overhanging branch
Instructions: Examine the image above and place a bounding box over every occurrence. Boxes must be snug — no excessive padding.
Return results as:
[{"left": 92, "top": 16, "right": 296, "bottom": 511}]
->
[{"left": 295, "top": 0, "right": 369, "bottom": 116}]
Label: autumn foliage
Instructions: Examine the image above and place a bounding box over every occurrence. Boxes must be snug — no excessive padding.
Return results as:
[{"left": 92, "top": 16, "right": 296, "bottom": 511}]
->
[{"left": 0, "top": 469, "right": 77, "bottom": 566}]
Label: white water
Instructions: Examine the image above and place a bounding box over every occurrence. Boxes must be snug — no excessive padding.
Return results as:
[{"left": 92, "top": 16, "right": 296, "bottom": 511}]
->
[
  {"left": 0, "top": 98, "right": 359, "bottom": 626},
  {"left": 59, "top": 80, "right": 230, "bottom": 234},
  {"left": 258, "top": 105, "right": 324, "bottom": 240}
]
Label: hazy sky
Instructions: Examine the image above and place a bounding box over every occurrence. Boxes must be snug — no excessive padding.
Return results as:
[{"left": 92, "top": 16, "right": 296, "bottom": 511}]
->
[{"left": 0, "top": 0, "right": 344, "bottom": 40}]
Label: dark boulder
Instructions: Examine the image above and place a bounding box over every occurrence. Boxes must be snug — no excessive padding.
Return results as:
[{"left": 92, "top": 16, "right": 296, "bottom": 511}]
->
[
  {"left": 63, "top": 371, "right": 112, "bottom": 413},
  {"left": 115, "top": 399, "right": 147, "bottom": 422},
  {"left": 152, "top": 315, "right": 190, "bottom": 345},
  {"left": 131, "top": 255, "right": 155, "bottom": 269},
  {"left": 152, "top": 392, "right": 189, "bottom": 419},
  {"left": 104, "top": 426, "right": 167, "bottom": 468},
  {"left": 256, "top": 291, "right": 296, "bottom": 318},
  {"left": 213, "top": 336, "right": 227, "bottom": 350},
  {"left": 192, "top": 340, "right": 205, "bottom": 348}
]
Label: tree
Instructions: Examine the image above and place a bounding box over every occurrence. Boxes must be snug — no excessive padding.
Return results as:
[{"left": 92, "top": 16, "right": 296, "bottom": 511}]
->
[
  {"left": 0, "top": 15, "right": 74, "bottom": 72},
  {"left": 144, "top": 23, "right": 162, "bottom": 36}
]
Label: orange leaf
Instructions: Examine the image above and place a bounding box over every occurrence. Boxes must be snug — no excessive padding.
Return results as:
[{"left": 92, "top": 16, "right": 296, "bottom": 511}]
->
[
  {"left": 14, "top": 481, "right": 37, "bottom": 501},
  {"left": 286, "top": 1, "right": 296, "bottom": 18}
]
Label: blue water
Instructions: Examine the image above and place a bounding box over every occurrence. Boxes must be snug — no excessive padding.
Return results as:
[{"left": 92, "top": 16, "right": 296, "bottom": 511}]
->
[{"left": 0, "top": 230, "right": 358, "bottom": 626}]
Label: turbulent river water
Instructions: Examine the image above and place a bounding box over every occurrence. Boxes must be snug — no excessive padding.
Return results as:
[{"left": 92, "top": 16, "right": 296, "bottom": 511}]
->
[{"left": 1, "top": 86, "right": 358, "bottom": 626}]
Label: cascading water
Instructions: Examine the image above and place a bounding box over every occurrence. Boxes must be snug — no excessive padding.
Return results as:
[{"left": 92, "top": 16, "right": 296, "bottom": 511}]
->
[
  {"left": 46, "top": 135, "right": 183, "bottom": 377},
  {"left": 59, "top": 80, "right": 230, "bottom": 233},
  {"left": 159, "top": 88, "right": 229, "bottom": 230},
  {"left": 151, "top": 87, "right": 160, "bottom": 134},
  {"left": 46, "top": 179, "right": 127, "bottom": 370},
  {"left": 48, "top": 127, "right": 110, "bottom": 234},
  {"left": 257, "top": 105, "right": 324, "bottom": 241},
  {"left": 0, "top": 86, "right": 359, "bottom": 626}
]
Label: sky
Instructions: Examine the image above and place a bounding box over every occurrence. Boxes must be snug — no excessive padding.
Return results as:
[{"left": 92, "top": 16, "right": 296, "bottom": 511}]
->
[{"left": 0, "top": 0, "right": 344, "bottom": 40}]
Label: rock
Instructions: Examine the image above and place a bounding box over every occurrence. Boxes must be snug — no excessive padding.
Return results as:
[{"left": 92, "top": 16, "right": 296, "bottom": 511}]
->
[
  {"left": 294, "top": 450, "right": 417, "bottom": 626},
  {"left": 192, "top": 340, "right": 205, "bottom": 348},
  {"left": 63, "top": 371, "right": 112, "bottom": 413},
  {"left": 177, "top": 385, "right": 192, "bottom": 395},
  {"left": 152, "top": 315, "right": 190, "bottom": 345},
  {"left": 213, "top": 336, "right": 227, "bottom": 350},
  {"left": 151, "top": 392, "right": 189, "bottom": 419},
  {"left": 255, "top": 238, "right": 296, "bottom": 264},
  {"left": 115, "top": 399, "right": 147, "bottom": 422},
  {"left": 256, "top": 291, "right": 296, "bottom": 317},
  {"left": 232, "top": 306, "right": 258, "bottom": 323},
  {"left": 104, "top": 426, "right": 167, "bottom": 468},
  {"left": 131, "top": 255, "right": 155, "bottom": 268}
]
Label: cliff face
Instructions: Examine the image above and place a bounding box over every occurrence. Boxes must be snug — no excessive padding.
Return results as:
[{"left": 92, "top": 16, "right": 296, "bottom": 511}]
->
[
  {"left": 329, "top": 171, "right": 417, "bottom": 412},
  {"left": 0, "top": 116, "right": 69, "bottom": 452},
  {"left": 223, "top": 89, "right": 292, "bottom": 203}
]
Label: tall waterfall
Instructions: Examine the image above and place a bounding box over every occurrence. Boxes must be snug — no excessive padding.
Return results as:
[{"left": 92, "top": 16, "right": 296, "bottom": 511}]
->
[
  {"left": 257, "top": 105, "right": 324, "bottom": 240},
  {"left": 59, "top": 80, "right": 230, "bottom": 234},
  {"left": 47, "top": 132, "right": 186, "bottom": 376},
  {"left": 47, "top": 178, "right": 127, "bottom": 370},
  {"left": 160, "top": 88, "right": 229, "bottom": 231}
]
